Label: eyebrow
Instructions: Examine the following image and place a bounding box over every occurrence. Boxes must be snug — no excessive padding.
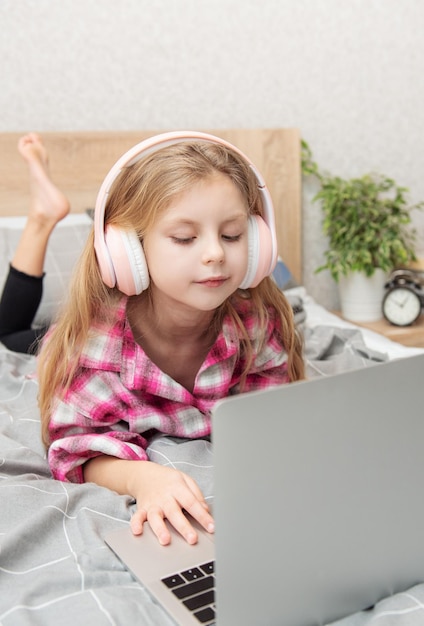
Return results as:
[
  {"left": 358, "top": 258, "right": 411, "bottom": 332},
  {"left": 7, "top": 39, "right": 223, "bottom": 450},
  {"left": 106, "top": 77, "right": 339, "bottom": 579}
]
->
[{"left": 166, "top": 212, "right": 248, "bottom": 227}]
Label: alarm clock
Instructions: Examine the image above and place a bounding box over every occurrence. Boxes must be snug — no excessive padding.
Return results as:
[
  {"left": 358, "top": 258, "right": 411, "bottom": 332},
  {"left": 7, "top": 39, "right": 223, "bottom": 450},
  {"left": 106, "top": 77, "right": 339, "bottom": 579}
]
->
[{"left": 382, "top": 269, "right": 424, "bottom": 326}]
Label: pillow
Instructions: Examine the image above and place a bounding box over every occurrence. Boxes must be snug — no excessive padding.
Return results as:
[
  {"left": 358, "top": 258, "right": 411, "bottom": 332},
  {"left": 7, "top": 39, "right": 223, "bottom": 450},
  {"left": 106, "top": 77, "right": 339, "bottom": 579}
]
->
[
  {"left": 272, "top": 258, "right": 305, "bottom": 325},
  {"left": 0, "top": 214, "right": 92, "bottom": 326},
  {"left": 272, "top": 257, "right": 299, "bottom": 291}
]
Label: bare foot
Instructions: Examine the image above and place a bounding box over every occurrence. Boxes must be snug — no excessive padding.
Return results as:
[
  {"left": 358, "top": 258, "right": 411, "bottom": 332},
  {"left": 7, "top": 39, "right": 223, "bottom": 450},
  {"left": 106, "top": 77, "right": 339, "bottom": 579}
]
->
[{"left": 18, "top": 133, "right": 70, "bottom": 227}]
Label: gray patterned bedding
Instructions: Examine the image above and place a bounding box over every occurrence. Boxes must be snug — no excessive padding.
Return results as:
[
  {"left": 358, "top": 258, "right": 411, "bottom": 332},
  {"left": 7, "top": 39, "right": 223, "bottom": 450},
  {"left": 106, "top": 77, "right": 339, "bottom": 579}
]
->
[
  {"left": 2, "top": 216, "right": 424, "bottom": 625},
  {"left": 1, "top": 319, "right": 424, "bottom": 625}
]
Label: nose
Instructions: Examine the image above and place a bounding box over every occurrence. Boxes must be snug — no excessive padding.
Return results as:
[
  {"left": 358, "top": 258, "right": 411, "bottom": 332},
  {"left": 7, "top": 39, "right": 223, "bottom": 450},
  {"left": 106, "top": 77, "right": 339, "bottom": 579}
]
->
[{"left": 202, "top": 235, "right": 225, "bottom": 265}]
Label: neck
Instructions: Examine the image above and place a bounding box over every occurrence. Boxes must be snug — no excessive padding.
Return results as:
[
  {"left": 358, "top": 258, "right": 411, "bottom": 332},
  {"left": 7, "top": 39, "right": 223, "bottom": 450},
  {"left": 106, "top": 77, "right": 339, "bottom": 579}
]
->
[
  {"left": 127, "top": 292, "right": 218, "bottom": 346},
  {"left": 126, "top": 292, "right": 220, "bottom": 391}
]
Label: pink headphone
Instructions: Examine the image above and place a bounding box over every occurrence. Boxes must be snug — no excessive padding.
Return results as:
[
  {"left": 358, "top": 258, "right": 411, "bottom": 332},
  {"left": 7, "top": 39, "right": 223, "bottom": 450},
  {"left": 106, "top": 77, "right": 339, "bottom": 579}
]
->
[{"left": 94, "top": 131, "right": 278, "bottom": 296}]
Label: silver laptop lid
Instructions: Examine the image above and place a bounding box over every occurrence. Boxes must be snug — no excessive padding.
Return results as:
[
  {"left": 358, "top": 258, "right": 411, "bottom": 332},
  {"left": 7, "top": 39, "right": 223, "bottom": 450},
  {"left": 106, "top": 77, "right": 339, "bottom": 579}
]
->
[{"left": 213, "top": 354, "right": 424, "bottom": 626}]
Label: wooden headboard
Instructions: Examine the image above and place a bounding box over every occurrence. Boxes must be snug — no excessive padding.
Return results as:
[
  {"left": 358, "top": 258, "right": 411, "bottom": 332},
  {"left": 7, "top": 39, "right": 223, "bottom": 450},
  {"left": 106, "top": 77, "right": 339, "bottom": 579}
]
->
[{"left": 0, "top": 129, "right": 302, "bottom": 282}]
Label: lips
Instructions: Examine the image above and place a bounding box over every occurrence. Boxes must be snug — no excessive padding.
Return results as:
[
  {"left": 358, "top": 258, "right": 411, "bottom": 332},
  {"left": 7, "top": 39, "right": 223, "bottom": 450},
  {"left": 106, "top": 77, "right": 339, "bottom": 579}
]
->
[{"left": 198, "top": 277, "right": 228, "bottom": 287}]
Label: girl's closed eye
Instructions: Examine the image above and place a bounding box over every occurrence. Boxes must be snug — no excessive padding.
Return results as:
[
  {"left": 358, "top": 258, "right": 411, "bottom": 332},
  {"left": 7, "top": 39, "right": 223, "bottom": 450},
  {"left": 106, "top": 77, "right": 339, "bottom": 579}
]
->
[
  {"left": 172, "top": 233, "right": 242, "bottom": 244},
  {"left": 172, "top": 235, "right": 196, "bottom": 245},
  {"left": 222, "top": 233, "right": 242, "bottom": 242}
]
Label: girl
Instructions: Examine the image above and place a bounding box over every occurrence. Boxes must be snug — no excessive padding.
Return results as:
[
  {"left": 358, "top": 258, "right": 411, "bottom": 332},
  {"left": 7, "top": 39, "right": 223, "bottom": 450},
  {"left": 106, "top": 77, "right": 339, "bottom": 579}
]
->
[{"left": 37, "top": 132, "right": 305, "bottom": 546}]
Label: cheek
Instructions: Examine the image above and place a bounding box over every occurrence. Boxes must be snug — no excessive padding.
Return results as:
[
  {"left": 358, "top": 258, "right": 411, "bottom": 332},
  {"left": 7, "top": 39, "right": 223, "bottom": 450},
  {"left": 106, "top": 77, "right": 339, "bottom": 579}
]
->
[
  {"left": 143, "top": 238, "right": 188, "bottom": 284},
  {"left": 143, "top": 235, "right": 171, "bottom": 265},
  {"left": 233, "top": 238, "right": 249, "bottom": 271}
]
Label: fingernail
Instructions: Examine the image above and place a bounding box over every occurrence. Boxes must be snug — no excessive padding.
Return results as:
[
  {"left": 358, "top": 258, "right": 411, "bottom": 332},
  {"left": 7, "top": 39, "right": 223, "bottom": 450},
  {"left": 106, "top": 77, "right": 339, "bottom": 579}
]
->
[
  {"left": 207, "top": 522, "right": 215, "bottom": 533},
  {"left": 186, "top": 532, "right": 197, "bottom": 544}
]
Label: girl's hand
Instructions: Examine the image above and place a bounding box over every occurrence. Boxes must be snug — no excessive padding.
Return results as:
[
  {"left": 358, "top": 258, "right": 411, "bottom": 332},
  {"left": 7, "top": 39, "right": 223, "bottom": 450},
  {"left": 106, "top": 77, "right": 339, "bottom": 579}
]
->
[{"left": 129, "top": 461, "right": 214, "bottom": 546}]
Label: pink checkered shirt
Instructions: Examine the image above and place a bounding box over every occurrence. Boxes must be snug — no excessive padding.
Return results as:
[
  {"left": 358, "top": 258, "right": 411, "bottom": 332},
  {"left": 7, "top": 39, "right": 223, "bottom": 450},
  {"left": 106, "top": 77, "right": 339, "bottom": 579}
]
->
[{"left": 47, "top": 297, "right": 290, "bottom": 483}]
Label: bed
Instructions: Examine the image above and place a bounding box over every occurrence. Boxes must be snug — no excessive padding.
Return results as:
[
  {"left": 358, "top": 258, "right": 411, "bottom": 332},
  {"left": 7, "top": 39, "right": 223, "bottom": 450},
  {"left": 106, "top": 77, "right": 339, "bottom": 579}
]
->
[{"left": 1, "top": 129, "right": 424, "bottom": 626}]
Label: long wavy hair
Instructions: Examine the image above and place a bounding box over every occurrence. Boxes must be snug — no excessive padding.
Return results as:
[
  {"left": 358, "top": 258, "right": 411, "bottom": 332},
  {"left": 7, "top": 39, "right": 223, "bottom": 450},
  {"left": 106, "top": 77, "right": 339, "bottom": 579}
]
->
[{"left": 37, "top": 140, "right": 304, "bottom": 447}]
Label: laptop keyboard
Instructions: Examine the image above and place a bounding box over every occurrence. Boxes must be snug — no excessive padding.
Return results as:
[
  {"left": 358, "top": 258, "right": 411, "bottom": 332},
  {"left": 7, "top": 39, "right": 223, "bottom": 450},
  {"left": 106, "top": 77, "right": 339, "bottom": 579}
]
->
[{"left": 162, "top": 560, "right": 215, "bottom": 624}]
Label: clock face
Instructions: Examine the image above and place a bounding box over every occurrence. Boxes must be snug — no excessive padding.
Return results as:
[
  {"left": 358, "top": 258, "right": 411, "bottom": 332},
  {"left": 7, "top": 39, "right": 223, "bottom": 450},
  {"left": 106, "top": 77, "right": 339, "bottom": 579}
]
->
[{"left": 382, "top": 286, "right": 422, "bottom": 326}]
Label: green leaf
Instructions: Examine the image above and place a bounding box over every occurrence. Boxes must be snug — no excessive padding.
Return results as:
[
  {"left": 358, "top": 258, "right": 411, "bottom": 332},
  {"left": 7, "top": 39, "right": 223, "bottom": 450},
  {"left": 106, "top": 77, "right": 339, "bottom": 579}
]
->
[{"left": 302, "top": 138, "right": 421, "bottom": 282}]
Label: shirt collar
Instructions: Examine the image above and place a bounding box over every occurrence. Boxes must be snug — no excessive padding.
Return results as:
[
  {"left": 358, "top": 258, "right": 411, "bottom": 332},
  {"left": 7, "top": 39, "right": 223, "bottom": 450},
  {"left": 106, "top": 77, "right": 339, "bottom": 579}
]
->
[{"left": 79, "top": 296, "right": 241, "bottom": 383}]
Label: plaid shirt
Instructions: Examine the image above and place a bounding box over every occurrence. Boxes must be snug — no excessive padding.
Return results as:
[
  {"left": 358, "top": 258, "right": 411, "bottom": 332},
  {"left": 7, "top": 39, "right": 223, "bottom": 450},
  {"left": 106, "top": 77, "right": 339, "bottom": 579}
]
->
[{"left": 47, "top": 297, "right": 289, "bottom": 483}]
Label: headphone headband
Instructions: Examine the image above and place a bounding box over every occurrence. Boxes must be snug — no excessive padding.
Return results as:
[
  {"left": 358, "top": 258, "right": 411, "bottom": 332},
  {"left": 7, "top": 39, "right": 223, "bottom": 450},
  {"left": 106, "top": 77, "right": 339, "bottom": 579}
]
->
[{"left": 94, "top": 131, "right": 278, "bottom": 293}]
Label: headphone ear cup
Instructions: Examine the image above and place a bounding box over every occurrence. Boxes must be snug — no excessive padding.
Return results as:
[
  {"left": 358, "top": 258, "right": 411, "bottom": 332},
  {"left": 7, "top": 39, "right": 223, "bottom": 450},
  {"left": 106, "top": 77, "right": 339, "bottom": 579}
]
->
[
  {"left": 239, "top": 215, "right": 274, "bottom": 289},
  {"left": 104, "top": 225, "right": 149, "bottom": 296}
]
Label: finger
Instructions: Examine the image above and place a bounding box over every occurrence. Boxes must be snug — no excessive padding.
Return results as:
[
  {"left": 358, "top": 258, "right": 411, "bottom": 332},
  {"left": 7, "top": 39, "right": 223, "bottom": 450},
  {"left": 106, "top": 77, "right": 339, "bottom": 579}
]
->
[
  {"left": 130, "top": 508, "right": 147, "bottom": 535},
  {"left": 174, "top": 481, "right": 215, "bottom": 535},
  {"left": 160, "top": 503, "right": 199, "bottom": 545},
  {"left": 182, "top": 473, "right": 209, "bottom": 507},
  {"left": 147, "top": 507, "right": 174, "bottom": 546},
  {"left": 182, "top": 497, "right": 215, "bottom": 535}
]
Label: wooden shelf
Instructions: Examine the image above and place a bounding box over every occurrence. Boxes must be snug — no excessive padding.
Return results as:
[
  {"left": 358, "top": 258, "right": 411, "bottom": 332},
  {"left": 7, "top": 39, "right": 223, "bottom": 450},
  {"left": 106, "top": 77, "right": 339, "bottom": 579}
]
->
[{"left": 333, "top": 313, "right": 424, "bottom": 348}]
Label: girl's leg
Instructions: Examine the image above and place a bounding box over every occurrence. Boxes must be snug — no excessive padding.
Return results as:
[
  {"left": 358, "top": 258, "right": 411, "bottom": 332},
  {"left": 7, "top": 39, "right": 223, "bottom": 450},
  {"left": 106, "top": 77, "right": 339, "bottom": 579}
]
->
[
  {"left": 12, "top": 133, "right": 70, "bottom": 276},
  {"left": 0, "top": 134, "right": 70, "bottom": 354},
  {"left": 0, "top": 267, "right": 46, "bottom": 354}
]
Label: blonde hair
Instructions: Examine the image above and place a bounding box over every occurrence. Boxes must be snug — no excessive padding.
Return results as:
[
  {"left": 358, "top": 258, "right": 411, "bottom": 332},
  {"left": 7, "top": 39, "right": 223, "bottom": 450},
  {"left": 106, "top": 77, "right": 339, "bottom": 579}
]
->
[{"left": 37, "top": 140, "right": 304, "bottom": 447}]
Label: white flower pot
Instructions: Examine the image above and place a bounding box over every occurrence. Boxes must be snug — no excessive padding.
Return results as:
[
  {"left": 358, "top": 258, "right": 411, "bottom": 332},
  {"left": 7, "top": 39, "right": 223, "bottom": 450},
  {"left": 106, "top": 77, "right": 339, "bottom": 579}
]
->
[{"left": 338, "top": 269, "right": 388, "bottom": 322}]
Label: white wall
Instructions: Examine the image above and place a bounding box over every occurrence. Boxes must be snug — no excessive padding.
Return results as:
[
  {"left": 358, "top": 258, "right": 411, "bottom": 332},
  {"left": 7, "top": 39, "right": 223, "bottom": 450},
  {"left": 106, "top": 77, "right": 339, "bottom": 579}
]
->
[{"left": 2, "top": 0, "right": 424, "bottom": 309}]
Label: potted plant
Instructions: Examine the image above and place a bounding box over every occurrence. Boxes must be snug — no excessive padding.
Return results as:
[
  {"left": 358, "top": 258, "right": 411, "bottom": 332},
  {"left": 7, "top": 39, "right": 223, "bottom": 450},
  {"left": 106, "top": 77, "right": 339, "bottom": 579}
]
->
[{"left": 301, "top": 140, "right": 423, "bottom": 321}]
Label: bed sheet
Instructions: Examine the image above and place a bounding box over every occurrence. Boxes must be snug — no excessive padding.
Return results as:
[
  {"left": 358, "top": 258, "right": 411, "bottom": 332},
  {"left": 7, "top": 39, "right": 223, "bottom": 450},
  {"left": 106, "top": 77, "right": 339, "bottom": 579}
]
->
[
  {"left": 1, "top": 290, "right": 424, "bottom": 625},
  {"left": 0, "top": 214, "right": 93, "bottom": 326}
]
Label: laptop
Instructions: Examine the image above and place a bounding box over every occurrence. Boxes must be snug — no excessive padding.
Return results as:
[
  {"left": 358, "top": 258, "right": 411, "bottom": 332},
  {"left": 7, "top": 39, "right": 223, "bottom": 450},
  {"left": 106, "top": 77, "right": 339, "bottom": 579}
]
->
[{"left": 105, "top": 353, "right": 424, "bottom": 626}]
